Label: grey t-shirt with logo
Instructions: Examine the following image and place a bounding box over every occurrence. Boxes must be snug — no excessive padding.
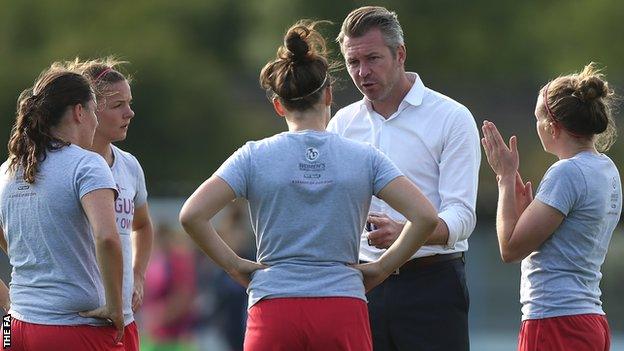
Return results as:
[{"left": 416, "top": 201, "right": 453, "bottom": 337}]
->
[
  {"left": 0, "top": 145, "right": 117, "bottom": 325},
  {"left": 110, "top": 145, "right": 148, "bottom": 325},
  {"left": 215, "top": 130, "right": 402, "bottom": 307},
  {"left": 522, "top": 151, "right": 622, "bottom": 320}
]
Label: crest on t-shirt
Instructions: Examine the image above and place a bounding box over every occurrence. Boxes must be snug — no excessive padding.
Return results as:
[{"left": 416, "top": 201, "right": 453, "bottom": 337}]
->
[{"left": 305, "top": 147, "right": 319, "bottom": 162}]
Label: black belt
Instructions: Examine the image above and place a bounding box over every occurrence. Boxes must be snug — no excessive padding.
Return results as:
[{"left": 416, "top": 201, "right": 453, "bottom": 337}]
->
[{"left": 362, "top": 252, "right": 464, "bottom": 275}]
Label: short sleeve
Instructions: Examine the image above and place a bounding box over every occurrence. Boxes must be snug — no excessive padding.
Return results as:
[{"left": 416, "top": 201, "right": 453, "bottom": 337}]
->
[
  {"left": 76, "top": 154, "right": 118, "bottom": 200},
  {"left": 133, "top": 156, "right": 148, "bottom": 208},
  {"left": 214, "top": 143, "right": 251, "bottom": 198},
  {"left": 535, "top": 161, "right": 584, "bottom": 216},
  {"left": 371, "top": 147, "right": 403, "bottom": 195}
]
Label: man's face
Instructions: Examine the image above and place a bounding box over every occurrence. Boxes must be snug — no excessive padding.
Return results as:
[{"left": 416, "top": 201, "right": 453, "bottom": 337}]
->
[{"left": 343, "top": 28, "right": 404, "bottom": 102}]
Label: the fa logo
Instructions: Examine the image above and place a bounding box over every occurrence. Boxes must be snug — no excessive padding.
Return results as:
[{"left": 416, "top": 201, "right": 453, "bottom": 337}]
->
[
  {"left": 2, "top": 314, "right": 10, "bottom": 348},
  {"left": 305, "top": 147, "right": 319, "bottom": 162}
]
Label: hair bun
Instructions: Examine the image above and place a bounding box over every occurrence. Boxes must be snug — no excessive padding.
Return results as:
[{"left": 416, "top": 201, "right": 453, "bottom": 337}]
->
[
  {"left": 576, "top": 76, "right": 607, "bottom": 102},
  {"left": 284, "top": 26, "right": 310, "bottom": 62}
]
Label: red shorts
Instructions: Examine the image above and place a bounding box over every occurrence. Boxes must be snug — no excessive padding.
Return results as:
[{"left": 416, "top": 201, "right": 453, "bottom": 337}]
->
[
  {"left": 244, "top": 297, "right": 372, "bottom": 351},
  {"left": 123, "top": 321, "right": 139, "bottom": 351},
  {"left": 518, "top": 314, "right": 611, "bottom": 351},
  {"left": 2, "top": 316, "right": 124, "bottom": 351}
]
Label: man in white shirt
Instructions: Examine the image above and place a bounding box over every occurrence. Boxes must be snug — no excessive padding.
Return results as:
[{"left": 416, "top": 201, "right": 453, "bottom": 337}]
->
[{"left": 327, "top": 6, "right": 480, "bottom": 351}]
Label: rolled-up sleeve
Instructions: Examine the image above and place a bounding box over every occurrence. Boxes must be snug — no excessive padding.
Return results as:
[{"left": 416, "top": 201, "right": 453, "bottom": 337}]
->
[{"left": 437, "top": 106, "right": 481, "bottom": 249}]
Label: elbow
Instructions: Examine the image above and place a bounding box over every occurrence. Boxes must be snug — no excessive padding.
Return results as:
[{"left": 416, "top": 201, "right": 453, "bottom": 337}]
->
[
  {"left": 178, "top": 208, "right": 195, "bottom": 232},
  {"left": 499, "top": 248, "right": 523, "bottom": 264},
  {"left": 95, "top": 230, "right": 121, "bottom": 250},
  {"left": 179, "top": 205, "right": 204, "bottom": 235}
]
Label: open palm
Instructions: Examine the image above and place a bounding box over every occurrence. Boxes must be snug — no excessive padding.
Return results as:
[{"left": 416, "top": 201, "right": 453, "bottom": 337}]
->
[{"left": 481, "top": 120, "right": 519, "bottom": 178}]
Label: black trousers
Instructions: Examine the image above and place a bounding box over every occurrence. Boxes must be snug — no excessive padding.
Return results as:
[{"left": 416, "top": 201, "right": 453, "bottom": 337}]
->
[{"left": 366, "top": 257, "right": 470, "bottom": 351}]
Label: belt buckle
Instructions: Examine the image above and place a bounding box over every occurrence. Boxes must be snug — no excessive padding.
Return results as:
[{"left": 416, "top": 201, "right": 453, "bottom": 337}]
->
[{"left": 391, "top": 267, "right": 400, "bottom": 275}]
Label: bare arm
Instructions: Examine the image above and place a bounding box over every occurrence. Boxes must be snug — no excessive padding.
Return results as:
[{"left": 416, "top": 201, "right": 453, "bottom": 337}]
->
[
  {"left": 79, "top": 189, "right": 124, "bottom": 342},
  {"left": 356, "top": 176, "right": 438, "bottom": 291},
  {"left": 179, "top": 176, "right": 265, "bottom": 287},
  {"left": 482, "top": 121, "right": 564, "bottom": 263},
  {"left": 496, "top": 175, "right": 563, "bottom": 262},
  {"left": 131, "top": 203, "right": 153, "bottom": 312}
]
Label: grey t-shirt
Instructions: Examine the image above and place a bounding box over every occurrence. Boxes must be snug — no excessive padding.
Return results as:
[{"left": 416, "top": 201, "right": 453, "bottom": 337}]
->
[
  {"left": 215, "top": 130, "right": 402, "bottom": 307},
  {"left": 0, "top": 145, "right": 117, "bottom": 325},
  {"left": 522, "top": 151, "right": 622, "bottom": 320},
  {"left": 110, "top": 145, "right": 148, "bottom": 325}
]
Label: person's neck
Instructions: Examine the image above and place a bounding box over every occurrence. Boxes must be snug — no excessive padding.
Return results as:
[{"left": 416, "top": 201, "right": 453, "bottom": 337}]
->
[
  {"left": 50, "top": 125, "right": 83, "bottom": 148},
  {"left": 90, "top": 135, "right": 114, "bottom": 166},
  {"left": 555, "top": 138, "right": 597, "bottom": 159},
  {"left": 285, "top": 108, "right": 328, "bottom": 132},
  {"left": 371, "top": 72, "right": 413, "bottom": 119}
]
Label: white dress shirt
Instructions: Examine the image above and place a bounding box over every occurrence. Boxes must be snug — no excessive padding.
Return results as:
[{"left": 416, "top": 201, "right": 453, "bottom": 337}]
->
[{"left": 327, "top": 73, "right": 481, "bottom": 261}]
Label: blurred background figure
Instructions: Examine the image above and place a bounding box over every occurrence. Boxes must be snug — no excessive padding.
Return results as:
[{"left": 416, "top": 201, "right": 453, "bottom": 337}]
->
[{"left": 140, "top": 224, "right": 197, "bottom": 351}]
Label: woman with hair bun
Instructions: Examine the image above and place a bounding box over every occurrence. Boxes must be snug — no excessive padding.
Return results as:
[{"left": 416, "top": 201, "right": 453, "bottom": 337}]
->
[
  {"left": 0, "top": 63, "right": 124, "bottom": 350},
  {"left": 180, "top": 20, "right": 438, "bottom": 351},
  {"left": 482, "top": 63, "right": 621, "bottom": 351}
]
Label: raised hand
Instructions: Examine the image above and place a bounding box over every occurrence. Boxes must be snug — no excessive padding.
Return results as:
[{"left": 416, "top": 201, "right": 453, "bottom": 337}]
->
[{"left": 481, "top": 120, "right": 519, "bottom": 179}]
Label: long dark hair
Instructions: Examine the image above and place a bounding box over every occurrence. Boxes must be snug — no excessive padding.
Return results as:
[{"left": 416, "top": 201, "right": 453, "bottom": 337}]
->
[{"left": 7, "top": 63, "right": 94, "bottom": 183}]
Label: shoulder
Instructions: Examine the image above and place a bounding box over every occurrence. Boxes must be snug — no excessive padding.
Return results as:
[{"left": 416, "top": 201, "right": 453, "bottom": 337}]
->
[
  {"left": 241, "top": 132, "right": 292, "bottom": 153},
  {"left": 543, "top": 158, "right": 584, "bottom": 182},
  {"left": 0, "top": 160, "right": 10, "bottom": 184},
  {"left": 65, "top": 145, "right": 108, "bottom": 168},
  {"left": 112, "top": 145, "right": 143, "bottom": 171},
  {"left": 424, "top": 87, "right": 474, "bottom": 122},
  {"left": 330, "top": 133, "right": 377, "bottom": 156},
  {"left": 331, "top": 100, "right": 366, "bottom": 127}
]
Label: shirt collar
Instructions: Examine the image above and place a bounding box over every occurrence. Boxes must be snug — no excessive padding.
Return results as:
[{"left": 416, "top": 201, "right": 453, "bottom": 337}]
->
[{"left": 360, "top": 72, "right": 425, "bottom": 113}]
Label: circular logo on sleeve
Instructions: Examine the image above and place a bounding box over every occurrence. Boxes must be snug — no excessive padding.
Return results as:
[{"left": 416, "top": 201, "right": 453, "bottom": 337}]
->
[{"left": 305, "top": 147, "right": 319, "bottom": 162}]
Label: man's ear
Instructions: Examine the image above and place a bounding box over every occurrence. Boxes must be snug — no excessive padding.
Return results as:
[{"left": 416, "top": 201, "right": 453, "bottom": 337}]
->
[{"left": 396, "top": 44, "right": 407, "bottom": 65}]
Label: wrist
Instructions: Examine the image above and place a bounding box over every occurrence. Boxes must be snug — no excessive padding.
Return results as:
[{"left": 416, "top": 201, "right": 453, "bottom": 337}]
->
[
  {"left": 225, "top": 256, "right": 243, "bottom": 275},
  {"left": 375, "top": 257, "right": 395, "bottom": 276},
  {"left": 497, "top": 174, "right": 515, "bottom": 186},
  {"left": 133, "top": 271, "right": 145, "bottom": 284}
]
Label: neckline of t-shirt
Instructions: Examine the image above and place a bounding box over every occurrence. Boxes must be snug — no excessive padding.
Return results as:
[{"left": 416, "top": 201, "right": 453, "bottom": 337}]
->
[
  {"left": 284, "top": 129, "right": 329, "bottom": 135},
  {"left": 109, "top": 145, "right": 119, "bottom": 170},
  {"left": 574, "top": 150, "right": 603, "bottom": 158}
]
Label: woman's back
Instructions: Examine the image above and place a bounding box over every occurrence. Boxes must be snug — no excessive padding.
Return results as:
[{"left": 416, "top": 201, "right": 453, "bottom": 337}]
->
[
  {"left": 0, "top": 144, "right": 115, "bottom": 325},
  {"left": 215, "top": 130, "right": 401, "bottom": 306},
  {"left": 521, "top": 151, "right": 622, "bottom": 319}
]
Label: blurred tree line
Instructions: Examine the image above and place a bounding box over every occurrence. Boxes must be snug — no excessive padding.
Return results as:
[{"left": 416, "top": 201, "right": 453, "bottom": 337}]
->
[{"left": 1, "top": 0, "right": 623, "bottom": 202}]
